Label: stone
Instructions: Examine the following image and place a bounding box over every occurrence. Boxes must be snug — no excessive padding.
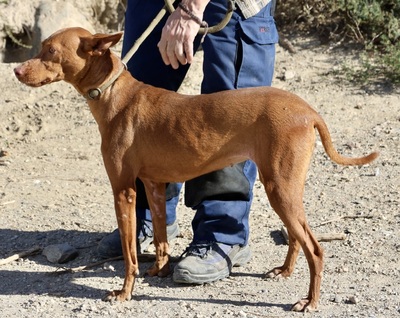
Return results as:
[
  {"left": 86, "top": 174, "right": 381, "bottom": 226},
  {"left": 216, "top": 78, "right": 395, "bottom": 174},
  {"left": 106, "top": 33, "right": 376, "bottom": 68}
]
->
[
  {"left": 284, "top": 70, "right": 296, "bottom": 81},
  {"left": 42, "top": 243, "right": 78, "bottom": 263},
  {"left": 31, "top": 0, "right": 95, "bottom": 55}
]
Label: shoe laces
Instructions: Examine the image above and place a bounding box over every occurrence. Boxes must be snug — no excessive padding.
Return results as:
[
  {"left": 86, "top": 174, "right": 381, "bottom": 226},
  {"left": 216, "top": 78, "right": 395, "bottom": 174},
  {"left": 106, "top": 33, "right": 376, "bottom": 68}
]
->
[
  {"left": 137, "top": 219, "right": 153, "bottom": 241},
  {"left": 181, "top": 241, "right": 215, "bottom": 259}
]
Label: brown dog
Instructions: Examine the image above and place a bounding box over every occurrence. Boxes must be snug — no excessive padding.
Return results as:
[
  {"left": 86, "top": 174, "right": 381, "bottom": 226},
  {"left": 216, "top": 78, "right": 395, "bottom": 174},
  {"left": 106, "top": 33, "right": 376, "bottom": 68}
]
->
[{"left": 14, "top": 27, "right": 378, "bottom": 311}]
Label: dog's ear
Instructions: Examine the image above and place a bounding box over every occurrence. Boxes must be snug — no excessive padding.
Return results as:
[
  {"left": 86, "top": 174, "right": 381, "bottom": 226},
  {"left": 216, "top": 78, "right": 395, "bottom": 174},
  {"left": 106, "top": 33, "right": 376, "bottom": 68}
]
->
[{"left": 81, "top": 32, "right": 123, "bottom": 56}]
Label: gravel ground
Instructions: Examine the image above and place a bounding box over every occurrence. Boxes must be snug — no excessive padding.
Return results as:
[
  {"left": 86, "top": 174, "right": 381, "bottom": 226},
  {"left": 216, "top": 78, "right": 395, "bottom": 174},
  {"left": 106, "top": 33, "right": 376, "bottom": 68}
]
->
[{"left": 1, "top": 34, "right": 399, "bottom": 317}]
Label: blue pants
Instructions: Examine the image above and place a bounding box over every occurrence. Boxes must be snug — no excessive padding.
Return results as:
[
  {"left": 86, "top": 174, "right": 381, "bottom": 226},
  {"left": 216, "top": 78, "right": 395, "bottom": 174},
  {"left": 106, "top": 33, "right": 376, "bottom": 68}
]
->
[{"left": 123, "top": 0, "right": 278, "bottom": 246}]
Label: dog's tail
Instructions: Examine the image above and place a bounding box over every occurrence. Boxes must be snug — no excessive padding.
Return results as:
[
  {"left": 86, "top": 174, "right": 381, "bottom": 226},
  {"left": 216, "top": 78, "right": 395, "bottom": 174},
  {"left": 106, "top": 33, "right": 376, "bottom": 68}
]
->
[{"left": 314, "top": 114, "right": 379, "bottom": 166}]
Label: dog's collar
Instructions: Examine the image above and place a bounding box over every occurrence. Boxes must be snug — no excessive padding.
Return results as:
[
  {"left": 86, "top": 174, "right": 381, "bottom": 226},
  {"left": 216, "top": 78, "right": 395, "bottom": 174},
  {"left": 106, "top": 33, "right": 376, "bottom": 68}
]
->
[{"left": 86, "top": 62, "right": 127, "bottom": 100}]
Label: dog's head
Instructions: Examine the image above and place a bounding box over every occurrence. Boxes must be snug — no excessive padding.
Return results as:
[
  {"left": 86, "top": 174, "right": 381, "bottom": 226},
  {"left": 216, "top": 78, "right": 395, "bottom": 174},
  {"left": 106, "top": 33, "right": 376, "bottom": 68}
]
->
[{"left": 14, "top": 27, "right": 122, "bottom": 87}]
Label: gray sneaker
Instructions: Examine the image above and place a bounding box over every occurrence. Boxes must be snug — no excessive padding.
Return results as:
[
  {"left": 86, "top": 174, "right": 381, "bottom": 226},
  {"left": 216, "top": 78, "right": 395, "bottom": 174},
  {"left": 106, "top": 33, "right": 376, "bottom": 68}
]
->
[
  {"left": 173, "top": 242, "right": 251, "bottom": 284},
  {"left": 97, "top": 219, "right": 180, "bottom": 258}
]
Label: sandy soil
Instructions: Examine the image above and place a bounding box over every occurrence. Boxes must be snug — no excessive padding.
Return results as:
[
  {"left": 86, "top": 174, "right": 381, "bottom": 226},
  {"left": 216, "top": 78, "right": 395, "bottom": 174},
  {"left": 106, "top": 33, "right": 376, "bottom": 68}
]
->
[{"left": 0, "top": 32, "right": 399, "bottom": 317}]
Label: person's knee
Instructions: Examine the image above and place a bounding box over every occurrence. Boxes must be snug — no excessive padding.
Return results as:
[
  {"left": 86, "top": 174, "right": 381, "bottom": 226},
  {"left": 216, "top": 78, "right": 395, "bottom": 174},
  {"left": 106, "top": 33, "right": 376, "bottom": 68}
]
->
[{"left": 185, "top": 161, "right": 256, "bottom": 207}]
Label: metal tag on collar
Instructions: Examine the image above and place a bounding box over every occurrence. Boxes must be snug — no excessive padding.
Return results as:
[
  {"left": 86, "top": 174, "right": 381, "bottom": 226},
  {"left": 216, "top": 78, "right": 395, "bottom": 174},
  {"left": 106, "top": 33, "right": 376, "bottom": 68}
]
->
[{"left": 88, "top": 88, "right": 102, "bottom": 100}]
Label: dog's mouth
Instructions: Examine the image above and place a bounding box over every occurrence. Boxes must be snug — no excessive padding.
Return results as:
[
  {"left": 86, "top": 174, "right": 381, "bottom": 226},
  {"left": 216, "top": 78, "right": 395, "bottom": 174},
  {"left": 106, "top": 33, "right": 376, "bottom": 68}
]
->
[
  {"left": 16, "top": 76, "right": 53, "bottom": 87},
  {"left": 14, "top": 64, "right": 58, "bottom": 87},
  {"left": 40, "top": 78, "right": 52, "bottom": 85},
  {"left": 20, "top": 80, "right": 47, "bottom": 87}
]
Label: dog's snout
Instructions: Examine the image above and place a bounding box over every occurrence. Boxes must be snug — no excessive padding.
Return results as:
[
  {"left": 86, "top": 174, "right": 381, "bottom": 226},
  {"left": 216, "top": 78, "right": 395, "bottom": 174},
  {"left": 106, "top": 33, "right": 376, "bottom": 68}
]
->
[{"left": 14, "top": 66, "right": 24, "bottom": 78}]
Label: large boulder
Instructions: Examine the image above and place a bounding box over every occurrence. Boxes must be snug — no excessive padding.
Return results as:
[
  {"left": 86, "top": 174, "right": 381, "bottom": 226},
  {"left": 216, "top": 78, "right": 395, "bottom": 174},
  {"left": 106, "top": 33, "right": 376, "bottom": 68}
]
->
[
  {"left": 0, "top": 0, "right": 125, "bottom": 62},
  {"left": 31, "top": 0, "right": 95, "bottom": 55}
]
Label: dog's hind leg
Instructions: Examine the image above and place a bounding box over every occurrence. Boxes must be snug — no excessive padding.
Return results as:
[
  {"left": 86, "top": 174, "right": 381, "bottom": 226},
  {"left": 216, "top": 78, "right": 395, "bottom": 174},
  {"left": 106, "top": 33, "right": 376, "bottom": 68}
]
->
[
  {"left": 262, "top": 171, "right": 323, "bottom": 311},
  {"left": 265, "top": 227, "right": 301, "bottom": 279},
  {"left": 258, "top": 170, "right": 302, "bottom": 278},
  {"left": 257, "top": 133, "right": 323, "bottom": 311}
]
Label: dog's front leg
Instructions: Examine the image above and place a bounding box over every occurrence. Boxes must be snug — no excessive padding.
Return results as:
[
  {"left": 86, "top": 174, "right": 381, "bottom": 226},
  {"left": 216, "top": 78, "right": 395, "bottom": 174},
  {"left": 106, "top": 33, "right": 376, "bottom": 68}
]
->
[
  {"left": 105, "top": 187, "right": 138, "bottom": 302},
  {"left": 142, "top": 179, "right": 171, "bottom": 277}
]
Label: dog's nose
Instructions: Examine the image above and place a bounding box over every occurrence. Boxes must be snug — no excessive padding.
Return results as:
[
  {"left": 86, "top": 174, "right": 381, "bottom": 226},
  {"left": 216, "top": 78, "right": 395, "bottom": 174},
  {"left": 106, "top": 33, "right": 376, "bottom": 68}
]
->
[{"left": 14, "top": 66, "right": 24, "bottom": 78}]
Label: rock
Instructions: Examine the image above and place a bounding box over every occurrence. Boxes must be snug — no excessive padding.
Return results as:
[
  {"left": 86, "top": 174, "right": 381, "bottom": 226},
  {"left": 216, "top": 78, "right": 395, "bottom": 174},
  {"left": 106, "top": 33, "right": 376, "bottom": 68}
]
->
[
  {"left": 284, "top": 70, "right": 296, "bottom": 81},
  {"left": 238, "top": 310, "right": 247, "bottom": 318},
  {"left": 102, "top": 263, "right": 115, "bottom": 272},
  {"left": 42, "top": 243, "right": 78, "bottom": 263},
  {"left": 348, "top": 295, "right": 359, "bottom": 304},
  {"left": 31, "top": 0, "right": 95, "bottom": 55},
  {"left": 334, "top": 295, "right": 343, "bottom": 303}
]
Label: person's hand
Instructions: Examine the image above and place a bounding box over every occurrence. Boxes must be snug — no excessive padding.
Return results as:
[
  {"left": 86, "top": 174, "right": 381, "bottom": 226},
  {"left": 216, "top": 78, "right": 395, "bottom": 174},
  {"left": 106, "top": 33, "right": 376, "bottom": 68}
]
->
[{"left": 157, "top": 5, "right": 203, "bottom": 69}]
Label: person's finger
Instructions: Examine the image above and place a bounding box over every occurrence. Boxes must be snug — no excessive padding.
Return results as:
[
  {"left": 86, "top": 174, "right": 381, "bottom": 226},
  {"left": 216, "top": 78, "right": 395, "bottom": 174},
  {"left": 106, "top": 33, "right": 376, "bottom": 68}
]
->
[
  {"left": 157, "top": 37, "right": 171, "bottom": 66},
  {"left": 175, "top": 42, "right": 188, "bottom": 66},
  {"left": 183, "top": 41, "right": 194, "bottom": 64},
  {"left": 166, "top": 40, "right": 180, "bottom": 69}
]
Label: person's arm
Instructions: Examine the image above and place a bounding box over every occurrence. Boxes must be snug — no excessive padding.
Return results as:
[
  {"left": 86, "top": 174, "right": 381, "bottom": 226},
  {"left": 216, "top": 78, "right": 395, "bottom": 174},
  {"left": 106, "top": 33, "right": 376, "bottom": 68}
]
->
[{"left": 158, "top": 0, "right": 210, "bottom": 69}]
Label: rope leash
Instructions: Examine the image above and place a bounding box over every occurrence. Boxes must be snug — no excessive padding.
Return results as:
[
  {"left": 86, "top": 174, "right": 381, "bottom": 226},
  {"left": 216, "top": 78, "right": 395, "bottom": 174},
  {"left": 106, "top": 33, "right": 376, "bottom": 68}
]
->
[
  {"left": 88, "top": 0, "right": 235, "bottom": 99},
  {"left": 88, "top": 3, "right": 170, "bottom": 99},
  {"left": 177, "top": 2, "right": 209, "bottom": 42},
  {"left": 122, "top": 0, "right": 236, "bottom": 64}
]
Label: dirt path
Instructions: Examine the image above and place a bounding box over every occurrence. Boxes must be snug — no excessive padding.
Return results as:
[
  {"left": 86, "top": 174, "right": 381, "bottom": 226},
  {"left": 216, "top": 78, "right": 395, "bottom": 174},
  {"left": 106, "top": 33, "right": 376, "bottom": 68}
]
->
[{"left": 1, "top": 35, "right": 399, "bottom": 317}]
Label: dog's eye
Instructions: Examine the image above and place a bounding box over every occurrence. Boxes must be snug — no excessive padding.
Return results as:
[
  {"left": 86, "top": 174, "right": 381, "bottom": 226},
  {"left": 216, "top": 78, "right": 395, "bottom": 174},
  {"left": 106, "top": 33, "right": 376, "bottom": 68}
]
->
[{"left": 49, "top": 47, "right": 56, "bottom": 54}]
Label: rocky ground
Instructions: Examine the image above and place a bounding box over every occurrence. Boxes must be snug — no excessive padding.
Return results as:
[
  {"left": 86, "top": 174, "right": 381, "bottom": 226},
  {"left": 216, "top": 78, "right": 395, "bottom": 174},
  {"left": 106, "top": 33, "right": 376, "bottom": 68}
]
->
[{"left": 0, "top": 5, "right": 400, "bottom": 318}]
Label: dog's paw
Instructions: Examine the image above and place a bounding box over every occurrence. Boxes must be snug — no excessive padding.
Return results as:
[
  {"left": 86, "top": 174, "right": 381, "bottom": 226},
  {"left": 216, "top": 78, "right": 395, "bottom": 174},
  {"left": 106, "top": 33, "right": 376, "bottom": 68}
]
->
[
  {"left": 146, "top": 261, "right": 171, "bottom": 277},
  {"left": 265, "top": 266, "right": 291, "bottom": 279},
  {"left": 103, "top": 290, "right": 132, "bottom": 302},
  {"left": 291, "top": 298, "right": 318, "bottom": 312}
]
